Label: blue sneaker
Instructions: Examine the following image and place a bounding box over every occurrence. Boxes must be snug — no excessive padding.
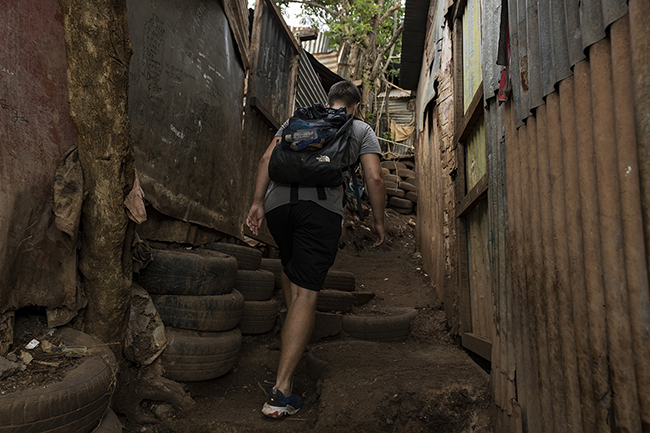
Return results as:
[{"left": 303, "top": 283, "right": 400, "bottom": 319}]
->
[{"left": 261, "top": 387, "right": 303, "bottom": 418}]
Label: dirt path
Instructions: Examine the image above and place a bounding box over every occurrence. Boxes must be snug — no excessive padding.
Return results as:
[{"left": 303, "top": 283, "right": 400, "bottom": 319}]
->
[{"left": 124, "top": 210, "right": 492, "bottom": 433}]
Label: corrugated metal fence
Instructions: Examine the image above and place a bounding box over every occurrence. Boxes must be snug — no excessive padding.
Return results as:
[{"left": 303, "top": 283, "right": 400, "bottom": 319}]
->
[
  {"left": 490, "top": 4, "right": 650, "bottom": 432},
  {"left": 295, "top": 48, "right": 327, "bottom": 109}
]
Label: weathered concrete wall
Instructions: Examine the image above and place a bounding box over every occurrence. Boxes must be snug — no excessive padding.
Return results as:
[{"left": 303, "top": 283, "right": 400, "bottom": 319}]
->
[
  {"left": 0, "top": 0, "right": 80, "bottom": 313},
  {"left": 58, "top": 0, "right": 135, "bottom": 346}
]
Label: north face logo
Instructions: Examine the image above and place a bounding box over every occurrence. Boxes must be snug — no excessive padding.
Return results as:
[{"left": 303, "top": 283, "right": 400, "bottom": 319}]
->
[{"left": 316, "top": 155, "right": 331, "bottom": 163}]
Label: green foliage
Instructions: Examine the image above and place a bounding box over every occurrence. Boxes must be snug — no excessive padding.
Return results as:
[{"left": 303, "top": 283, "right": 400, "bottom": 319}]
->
[{"left": 275, "top": 0, "right": 403, "bottom": 60}]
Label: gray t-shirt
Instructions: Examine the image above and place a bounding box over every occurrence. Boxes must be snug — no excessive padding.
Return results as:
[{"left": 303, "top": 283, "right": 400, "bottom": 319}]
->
[{"left": 265, "top": 118, "right": 382, "bottom": 216}]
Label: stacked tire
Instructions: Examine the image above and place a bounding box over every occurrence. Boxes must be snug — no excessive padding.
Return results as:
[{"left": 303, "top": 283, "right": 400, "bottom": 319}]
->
[
  {"left": 0, "top": 327, "right": 118, "bottom": 433},
  {"left": 382, "top": 160, "right": 417, "bottom": 215},
  {"left": 134, "top": 248, "right": 243, "bottom": 382},
  {"left": 207, "top": 243, "right": 279, "bottom": 336}
]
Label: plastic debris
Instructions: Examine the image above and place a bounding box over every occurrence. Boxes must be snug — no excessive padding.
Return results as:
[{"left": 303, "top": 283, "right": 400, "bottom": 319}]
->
[{"left": 25, "top": 339, "right": 39, "bottom": 350}]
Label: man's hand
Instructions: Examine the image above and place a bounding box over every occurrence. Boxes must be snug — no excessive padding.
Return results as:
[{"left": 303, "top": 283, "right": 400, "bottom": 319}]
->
[
  {"left": 246, "top": 202, "right": 265, "bottom": 236},
  {"left": 371, "top": 220, "right": 385, "bottom": 248}
]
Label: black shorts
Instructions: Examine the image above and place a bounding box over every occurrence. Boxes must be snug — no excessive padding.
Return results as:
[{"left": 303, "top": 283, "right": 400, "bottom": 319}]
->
[{"left": 266, "top": 200, "right": 342, "bottom": 291}]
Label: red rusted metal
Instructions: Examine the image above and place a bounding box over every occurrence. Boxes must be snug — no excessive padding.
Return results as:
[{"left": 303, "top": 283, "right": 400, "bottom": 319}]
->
[{"left": 0, "top": 0, "right": 79, "bottom": 312}]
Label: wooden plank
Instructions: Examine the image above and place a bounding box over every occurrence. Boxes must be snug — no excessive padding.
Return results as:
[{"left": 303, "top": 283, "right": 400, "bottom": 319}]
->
[
  {"left": 456, "top": 173, "right": 488, "bottom": 218},
  {"left": 453, "top": 17, "right": 472, "bottom": 334},
  {"left": 250, "top": 96, "right": 282, "bottom": 130},
  {"left": 465, "top": 115, "right": 487, "bottom": 189},
  {"left": 462, "top": 331, "right": 492, "bottom": 361},
  {"left": 457, "top": 83, "right": 484, "bottom": 141},
  {"left": 467, "top": 199, "right": 493, "bottom": 340}
]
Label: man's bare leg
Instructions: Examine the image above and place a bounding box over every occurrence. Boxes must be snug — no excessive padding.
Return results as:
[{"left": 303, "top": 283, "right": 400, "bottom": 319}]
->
[{"left": 274, "top": 280, "right": 318, "bottom": 395}]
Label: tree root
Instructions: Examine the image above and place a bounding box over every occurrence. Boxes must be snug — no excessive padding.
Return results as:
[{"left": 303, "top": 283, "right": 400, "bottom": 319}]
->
[{"left": 113, "top": 359, "right": 195, "bottom": 424}]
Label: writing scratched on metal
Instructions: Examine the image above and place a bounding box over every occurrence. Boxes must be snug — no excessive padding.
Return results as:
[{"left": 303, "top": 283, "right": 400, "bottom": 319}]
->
[{"left": 0, "top": 99, "right": 30, "bottom": 125}]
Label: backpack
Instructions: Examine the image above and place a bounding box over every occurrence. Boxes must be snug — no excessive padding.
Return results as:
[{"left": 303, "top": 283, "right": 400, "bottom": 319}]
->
[{"left": 268, "top": 103, "right": 365, "bottom": 219}]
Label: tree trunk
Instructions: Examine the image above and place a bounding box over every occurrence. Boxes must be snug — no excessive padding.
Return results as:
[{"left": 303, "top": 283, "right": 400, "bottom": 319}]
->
[{"left": 58, "top": 0, "right": 135, "bottom": 350}]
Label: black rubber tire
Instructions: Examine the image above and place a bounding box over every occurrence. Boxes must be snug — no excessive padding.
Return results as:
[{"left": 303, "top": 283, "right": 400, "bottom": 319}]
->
[
  {"left": 395, "top": 168, "right": 416, "bottom": 179},
  {"left": 400, "top": 181, "right": 416, "bottom": 192},
  {"left": 94, "top": 409, "right": 122, "bottom": 433},
  {"left": 238, "top": 299, "right": 279, "bottom": 335},
  {"left": 382, "top": 161, "right": 407, "bottom": 171},
  {"left": 259, "top": 258, "right": 283, "bottom": 289},
  {"left": 306, "top": 349, "right": 331, "bottom": 382},
  {"left": 322, "top": 270, "right": 356, "bottom": 292},
  {"left": 382, "top": 161, "right": 399, "bottom": 171},
  {"left": 234, "top": 269, "right": 275, "bottom": 301},
  {"left": 134, "top": 249, "right": 237, "bottom": 296},
  {"left": 389, "top": 196, "right": 413, "bottom": 209},
  {"left": 0, "top": 328, "right": 116, "bottom": 433},
  {"left": 386, "top": 188, "right": 405, "bottom": 198},
  {"left": 384, "top": 174, "right": 400, "bottom": 183},
  {"left": 161, "top": 327, "right": 242, "bottom": 382},
  {"left": 151, "top": 290, "right": 244, "bottom": 332},
  {"left": 203, "top": 243, "right": 262, "bottom": 270},
  {"left": 342, "top": 307, "right": 418, "bottom": 342},
  {"left": 394, "top": 207, "right": 414, "bottom": 215},
  {"left": 316, "top": 290, "right": 355, "bottom": 313},
  {"left": 405, "top": 191, "right": 418, "bottom": 203}
]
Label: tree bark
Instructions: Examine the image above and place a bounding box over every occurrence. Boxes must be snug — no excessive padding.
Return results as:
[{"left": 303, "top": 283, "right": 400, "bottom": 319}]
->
[{"left": 58, "top": 0, "right": 135, "bottom": 350}]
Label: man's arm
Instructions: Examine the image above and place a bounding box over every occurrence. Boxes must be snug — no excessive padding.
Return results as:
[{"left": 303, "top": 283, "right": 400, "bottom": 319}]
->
[
  {"left": 246, "top": 136, "right": 281, "bottom": 236},
  {"left": 359, "top": 152, "right": 386, "bottom": 247}
]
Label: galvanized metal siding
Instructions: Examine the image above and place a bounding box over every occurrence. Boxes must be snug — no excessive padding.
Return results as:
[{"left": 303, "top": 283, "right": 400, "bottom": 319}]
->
[
  {"left": 495, "top": 14, "right": 650, "bottom": 432},
  {"left": 481, "top": 0, "right": 505, "bottom": 98},
  {"left": 295, "top": 49, "right": 328, "bottom": 109},
  {"left": 301, "top": 32, "right": 331, "bottom": 54},
  {"left": 507, "top": 0, "right": 629, "bottom": 125}
]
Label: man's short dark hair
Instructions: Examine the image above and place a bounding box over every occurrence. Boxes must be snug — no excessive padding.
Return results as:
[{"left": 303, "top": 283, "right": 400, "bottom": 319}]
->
[{"left": 328, "top": 80, "right": 362, "bottom": 108}]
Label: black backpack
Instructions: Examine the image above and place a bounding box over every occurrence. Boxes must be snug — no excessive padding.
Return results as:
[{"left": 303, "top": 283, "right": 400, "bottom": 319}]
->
[{"left": 268, "top": 103, "right": 365, "bottom": 219}]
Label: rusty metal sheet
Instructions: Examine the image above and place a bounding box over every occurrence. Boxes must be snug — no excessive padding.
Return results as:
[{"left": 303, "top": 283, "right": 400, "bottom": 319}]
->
[
  {"left": 127, "top": 0, "right": 247, "bottom": 240},
  {"left": 481, "top": 0, "right": 505, "bottom": 99},
  {"left": 248, "top": 0, "right": 299, "bottom": 126},
  {"left": 0, "top": 0, "right": 79, "bottom": 312},
  {"left": 504, "top": 0, "right": 628, "bottom": 124}
]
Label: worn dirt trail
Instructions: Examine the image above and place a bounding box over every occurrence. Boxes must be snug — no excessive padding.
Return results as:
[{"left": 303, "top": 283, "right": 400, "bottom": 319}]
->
[{"left": 124, "top": 210, "right": 492, "bottom": 433}]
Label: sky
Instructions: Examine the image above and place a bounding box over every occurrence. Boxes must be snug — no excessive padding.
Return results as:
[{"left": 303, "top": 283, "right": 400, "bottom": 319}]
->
[{"left": 248, "top": 1, "right": 306, "bottom": 28}]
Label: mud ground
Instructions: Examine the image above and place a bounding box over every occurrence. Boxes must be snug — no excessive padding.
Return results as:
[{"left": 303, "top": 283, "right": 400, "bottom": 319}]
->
[{"left": 123, "top": 210, "right": 493, "bottom": 433}]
